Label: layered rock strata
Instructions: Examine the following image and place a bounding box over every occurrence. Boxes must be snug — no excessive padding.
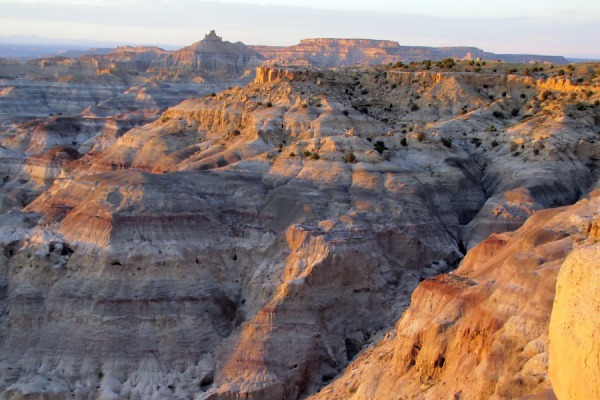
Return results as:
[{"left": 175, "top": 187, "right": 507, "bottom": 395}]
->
[
  {"left": 0, "top": 62, "right": 598, "bottom": 399},
  {"left": 311, "top": 190, "right": 600, "bottom": 400}
]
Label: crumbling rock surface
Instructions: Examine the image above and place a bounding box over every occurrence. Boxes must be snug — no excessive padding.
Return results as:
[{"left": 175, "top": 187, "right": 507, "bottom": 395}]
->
[{"left": 310, "top": 191, "right": 600, "bottom": 400}]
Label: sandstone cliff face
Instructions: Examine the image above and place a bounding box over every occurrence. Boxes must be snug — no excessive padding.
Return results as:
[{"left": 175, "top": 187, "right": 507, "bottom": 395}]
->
[
  {"left": 549, "top": 230, "right": 600, "bottom": 400},
  {"left": 311, "top": 191, "right": 600, "bottom": 400},
  {"left": 0, "top": 61, "right": 598, "bottom": 399}
]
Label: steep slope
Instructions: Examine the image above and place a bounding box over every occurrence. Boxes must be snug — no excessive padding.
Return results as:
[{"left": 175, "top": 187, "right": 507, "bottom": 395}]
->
[
  {"left": 549, "top": 224, "right": 600, "bottom": 400},
  {"left": 311, "top": 189, "right": 600, "bottom": 400}
]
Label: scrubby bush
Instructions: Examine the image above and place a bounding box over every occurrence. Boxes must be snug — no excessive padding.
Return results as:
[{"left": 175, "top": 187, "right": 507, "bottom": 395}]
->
[
  {"left": 374, "top": 140, "right": 387, "bottom": 154},
  {"left": 437, "top": 58, "right": 455, "bottom": 69},
  {"left": 310, "top": 152, "right": 320, "bottom": 160},
  {"left": 343, "top": 152, "right": 356, "bottom": 163},
  {"left": 470, "top": 138, "right": 482, "bottom": 147},
  {"left": 441, "top": 138, "right": 452, "bottom": 148},
  {"left": 400, "top": 137, "right": 407, "bottom": 146},
  {"left": 493, "top": 111, "right": 505, "bottom": 119},
  {"left": 266, "top": 101, "right": 273, "bottom": 108}
]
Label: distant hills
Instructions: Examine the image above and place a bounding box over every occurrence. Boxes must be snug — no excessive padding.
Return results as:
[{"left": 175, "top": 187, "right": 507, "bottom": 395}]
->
[{"left": 0, "top": 31, "right": 569, "bottom": 66}]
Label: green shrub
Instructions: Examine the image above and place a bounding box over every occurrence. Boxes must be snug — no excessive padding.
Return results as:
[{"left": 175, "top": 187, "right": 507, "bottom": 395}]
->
[
  {"left": 310, "top": 152, "right": 320, "bottom": 160},
  {"left": 400, "top": 137, "right": 407, "bottom": 146},
  {"left": 493, "top": 111, "right": 505, "bottom": 119},
  {"left": 441, "top": 138, "right": 452, "bottom": 148},
  {"left": 303, "top": 150, "right": 311, "bottom": 157},
  {"left": 438, "top": 58, "right": 455, "bottom": 69},
  {"left": 266, "top": 101, "right": 273, "bottom": 107}
]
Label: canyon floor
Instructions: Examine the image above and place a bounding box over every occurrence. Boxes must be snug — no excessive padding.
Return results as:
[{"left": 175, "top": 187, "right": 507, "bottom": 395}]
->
[{"left": 0, "top": 58, "right": 599, "bottom": 399}]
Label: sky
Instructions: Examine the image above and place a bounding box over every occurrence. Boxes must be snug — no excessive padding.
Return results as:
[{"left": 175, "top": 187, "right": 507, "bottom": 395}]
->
[{"left": 0, "top": 0, "right": 599, "bottom": 58}]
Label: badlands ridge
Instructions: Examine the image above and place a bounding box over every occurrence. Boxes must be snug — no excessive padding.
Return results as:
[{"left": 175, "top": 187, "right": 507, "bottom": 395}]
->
[{"left": 0, "top": 33, "right": 599, "bottom": 399}]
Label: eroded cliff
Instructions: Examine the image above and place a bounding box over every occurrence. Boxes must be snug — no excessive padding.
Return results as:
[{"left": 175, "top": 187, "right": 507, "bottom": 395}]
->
[{"left": 0, "top": 60, "right": 598, "bottom": 399}]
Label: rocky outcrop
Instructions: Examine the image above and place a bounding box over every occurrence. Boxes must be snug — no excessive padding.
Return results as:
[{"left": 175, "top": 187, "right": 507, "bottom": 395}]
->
[
  {"left": 311, "top": 191, "right": 600, "bottom": 400},
  {"left": 254, "top": 67, "right": 325, "bottom": 84},
  {"left": 168, "top": 30, "right": 264, "bottom": 78},
  {"left": 549, "top": 232, "right": 600, "bottom": 400}
]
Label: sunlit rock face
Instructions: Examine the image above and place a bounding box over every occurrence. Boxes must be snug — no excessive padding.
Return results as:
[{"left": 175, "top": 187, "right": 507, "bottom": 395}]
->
[
  {"left": 549, "top": 228, "right": 600, "bottom": 400},
  {"left": 310, "top": 191, "right": 600, "bottom": 400},
  {"left": 0, "top": 61, "right": 598, "bottom": 399}
]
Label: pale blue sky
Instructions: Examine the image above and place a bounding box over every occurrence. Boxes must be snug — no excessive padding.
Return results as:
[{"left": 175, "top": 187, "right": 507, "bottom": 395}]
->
[{"left": 0, "top": 0, "right": 599, "bottom": 57}]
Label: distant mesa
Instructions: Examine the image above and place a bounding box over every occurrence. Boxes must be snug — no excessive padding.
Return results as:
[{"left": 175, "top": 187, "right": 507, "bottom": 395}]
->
[{"left": 0, "top": 30, "right": 568, "bottom": 68}]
